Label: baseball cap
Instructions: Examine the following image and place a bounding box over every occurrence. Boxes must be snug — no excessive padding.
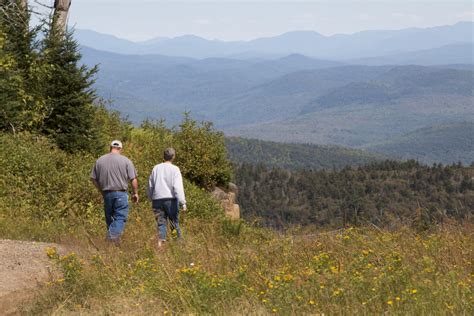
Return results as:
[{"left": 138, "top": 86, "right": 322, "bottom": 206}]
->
[{"left": 110, "top": 140, "right": 123, "bottom": 149}]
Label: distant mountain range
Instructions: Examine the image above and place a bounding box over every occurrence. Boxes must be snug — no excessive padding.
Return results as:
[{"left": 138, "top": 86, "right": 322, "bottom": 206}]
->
[
  {"left": 350, "top": 43, "right": 473, "bottom": 66},
  {"left": 76, "top": 22, "right": 474, "bottom": 165},
  {"left": 75, "top": 21, "right": 474, "bottom": 60}
]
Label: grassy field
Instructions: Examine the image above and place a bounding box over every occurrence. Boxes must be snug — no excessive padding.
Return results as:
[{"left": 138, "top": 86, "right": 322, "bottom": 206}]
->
[
  {"left": 24, "top": 216, "right": 473, "bottom": 315},
  {"left": 1, "top": 133, "right": 472, "bottom": 315}
]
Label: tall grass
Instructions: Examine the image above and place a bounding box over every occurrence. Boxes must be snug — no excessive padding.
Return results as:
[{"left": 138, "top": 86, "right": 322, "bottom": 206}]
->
[{"left": 28, "top": 216, "right": 473, "bottom": 315}]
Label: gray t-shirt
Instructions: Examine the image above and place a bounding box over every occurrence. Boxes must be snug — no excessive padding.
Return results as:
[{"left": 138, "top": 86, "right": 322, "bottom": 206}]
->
[{"left": 91, "top": 153, "right": 137, "bottom": 191}]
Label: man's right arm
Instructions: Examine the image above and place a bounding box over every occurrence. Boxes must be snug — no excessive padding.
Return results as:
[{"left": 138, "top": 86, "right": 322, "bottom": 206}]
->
[
  {"left": 90, "top": 163, "right": 102, "bottom": 194},
  {"left": 91, "top": 178, "right": 102, "bottom": 194}
]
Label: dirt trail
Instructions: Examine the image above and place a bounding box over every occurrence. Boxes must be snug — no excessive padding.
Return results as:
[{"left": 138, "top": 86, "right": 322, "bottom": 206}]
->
[{"left": 0, "top": 239, "right": 63, "bottom": 315}]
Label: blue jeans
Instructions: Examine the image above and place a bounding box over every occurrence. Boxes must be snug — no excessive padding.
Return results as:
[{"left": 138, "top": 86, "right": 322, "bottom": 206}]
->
[
  {"left": 103, "top": 191, "right": 129, "bottom": 240},
  {"left": 152, "top": 198, "right": 181, "bottom": 241}
]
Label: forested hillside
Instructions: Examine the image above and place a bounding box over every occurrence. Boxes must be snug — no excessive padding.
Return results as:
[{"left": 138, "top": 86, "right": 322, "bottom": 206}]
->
[
  {"left": 366, "top": 122, "right": 474, "bottom": 165},
  {"left": 235, "top": 161, "right": 474, "bottom": 229},
  {"left": 226, "top": 137, "right": 384, "bottom": 170}
]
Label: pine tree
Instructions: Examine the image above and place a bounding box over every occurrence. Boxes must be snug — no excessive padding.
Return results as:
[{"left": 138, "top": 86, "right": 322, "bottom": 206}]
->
[
  {"left": 0, "top": 0, "right": 32, "bottom": 72},
  {"left": 0, "top": 28, "right": 24, "bottom": 132},
  {"left": 40, "top": 23, "right": 99, "bottom": 152},
  {"left": 0, "top": 0, "right": 49, "bottom": 132}
]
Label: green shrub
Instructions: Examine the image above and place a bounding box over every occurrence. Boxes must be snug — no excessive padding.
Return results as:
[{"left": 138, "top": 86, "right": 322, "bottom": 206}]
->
[
  {"left": 173, "top": 114, "right": 232, "bottom": 189},
  {"left": 0, "top": 133, "right": 100, "bottom": 224},
  {"left": 92, "top": 102, "right": 133, "bottom": 153},
  {"left": 131, "top": 115, "right": 232, "bottom": 190}
]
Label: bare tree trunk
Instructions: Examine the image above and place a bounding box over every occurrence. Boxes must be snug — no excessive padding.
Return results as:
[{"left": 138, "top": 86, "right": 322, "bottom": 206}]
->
[{"left": 53, "top": 0, "right": 71, "bottom": 32}]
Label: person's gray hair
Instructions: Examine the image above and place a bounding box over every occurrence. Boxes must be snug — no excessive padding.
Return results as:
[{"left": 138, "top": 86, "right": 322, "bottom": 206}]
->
[{"left": 163, "top": 148, "right": 176, "bottom": 161}]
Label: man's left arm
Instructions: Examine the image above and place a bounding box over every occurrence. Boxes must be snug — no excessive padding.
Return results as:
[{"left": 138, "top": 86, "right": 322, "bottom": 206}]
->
[
  {"left": 174, "top": 169, "right": 187, "bottom": 211},
  {"left": 127, "top": 160, "right": 139, "bottom": 203}
]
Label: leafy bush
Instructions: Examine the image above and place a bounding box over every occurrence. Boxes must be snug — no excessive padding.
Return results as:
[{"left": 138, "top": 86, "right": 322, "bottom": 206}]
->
[
  {"left": 174, "top": 114, "right": 232, "bottom": 188},
  {"left": 136, "top": 115, "right": 233, "bottom": 189},
  {"left": 0, "top": 133, "right": 100, "bottom": 224},
  {"left": 92, "top": 102, "right": 133, "bottom": 153}
]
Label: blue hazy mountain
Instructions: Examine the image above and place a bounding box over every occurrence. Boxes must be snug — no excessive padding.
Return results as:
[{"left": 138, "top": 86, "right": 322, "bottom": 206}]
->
[
  {"left": 74, "top": 29, "right": 140, "bottom": 55},
  {"left": 349, "top": 43, "right": 473, "bottom": 66},
  {"left": 75, "top": 21, "right": 473, "bottom": 59},
  {"left": 79, "top": 46, "right": 347, "bottom": 124},
  {"left": 80, "top": 45, "right": 473, "bottom": 155}
]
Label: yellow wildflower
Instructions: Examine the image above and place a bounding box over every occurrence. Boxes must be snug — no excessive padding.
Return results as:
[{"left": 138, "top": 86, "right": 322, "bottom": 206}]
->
[
  {"left": 45, "top": 247, "right": 57, "bottom": 258},
  {"left": 284, "top": 274, "right": 294, "bottom": 282}
]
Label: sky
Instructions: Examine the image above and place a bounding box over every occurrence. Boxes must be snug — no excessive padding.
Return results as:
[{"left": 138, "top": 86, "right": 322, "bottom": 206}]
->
[{"left": 32, "top": 0, "right": 473, "bottom": 41}]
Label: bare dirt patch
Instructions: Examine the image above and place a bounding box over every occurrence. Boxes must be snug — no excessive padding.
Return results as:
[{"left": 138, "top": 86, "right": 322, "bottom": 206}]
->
[{"left": 0, "top": 239, "right": 63, "bottom": 315}]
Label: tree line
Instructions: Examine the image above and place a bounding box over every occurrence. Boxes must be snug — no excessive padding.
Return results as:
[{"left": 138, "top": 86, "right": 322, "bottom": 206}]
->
[
  {"left": 234, "top": 160, "right": 474, "bottom": 229},
  {"left": 225, "top": 136, "right": 383, "bottom": 171}
]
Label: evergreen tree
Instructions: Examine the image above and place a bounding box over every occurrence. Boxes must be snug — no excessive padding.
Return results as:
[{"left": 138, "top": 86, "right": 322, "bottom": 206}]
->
[
  {"left": 40, "top": 22, "right": 99, "bottom": 152},
  {"left": 0, "top": 1, "right": 32, "bottom": 73},
  {"left": 0, "top": 28, "right": 24, "bottom": 132},
  {"left": 0, "top": 0, "right": 49, "bottom": 132}
]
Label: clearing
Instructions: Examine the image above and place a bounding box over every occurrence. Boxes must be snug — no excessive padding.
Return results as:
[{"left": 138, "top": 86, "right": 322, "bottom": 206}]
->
[{"left": 0, "top": 239, "right": 62, "bottom": 315}]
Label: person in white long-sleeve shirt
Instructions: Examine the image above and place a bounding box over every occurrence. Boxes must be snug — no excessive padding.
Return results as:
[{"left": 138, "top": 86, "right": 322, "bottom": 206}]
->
[{"left": 148, "top": 148, "right": 187, "bottom": 246}]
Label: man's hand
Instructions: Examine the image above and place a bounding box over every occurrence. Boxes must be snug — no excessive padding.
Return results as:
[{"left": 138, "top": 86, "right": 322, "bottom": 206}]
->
[
  {"left": 131, "top": 178, "right": 139, "bottom": 203},
  {"left": 132, "top": 193, "right": 139, "bottom": 203},
  {"left": 181, "top": 204, "right": 187, "bottom": 212}
]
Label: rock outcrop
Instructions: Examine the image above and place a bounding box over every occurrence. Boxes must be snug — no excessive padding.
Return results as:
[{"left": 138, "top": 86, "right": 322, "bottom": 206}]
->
[{"left": 211, "top": 183, "right": 240, "bottom": 220}]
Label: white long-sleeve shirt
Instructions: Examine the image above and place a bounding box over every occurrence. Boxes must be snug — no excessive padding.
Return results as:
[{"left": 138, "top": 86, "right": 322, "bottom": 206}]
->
[{"left": 147, "top": 162, "right": 186, "bottom": 206}]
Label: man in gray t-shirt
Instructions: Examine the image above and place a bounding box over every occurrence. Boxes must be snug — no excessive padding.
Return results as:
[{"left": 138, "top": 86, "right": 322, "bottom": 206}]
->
[{"left": 91, "top": 140, "right": 139, "bottom": 242}]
